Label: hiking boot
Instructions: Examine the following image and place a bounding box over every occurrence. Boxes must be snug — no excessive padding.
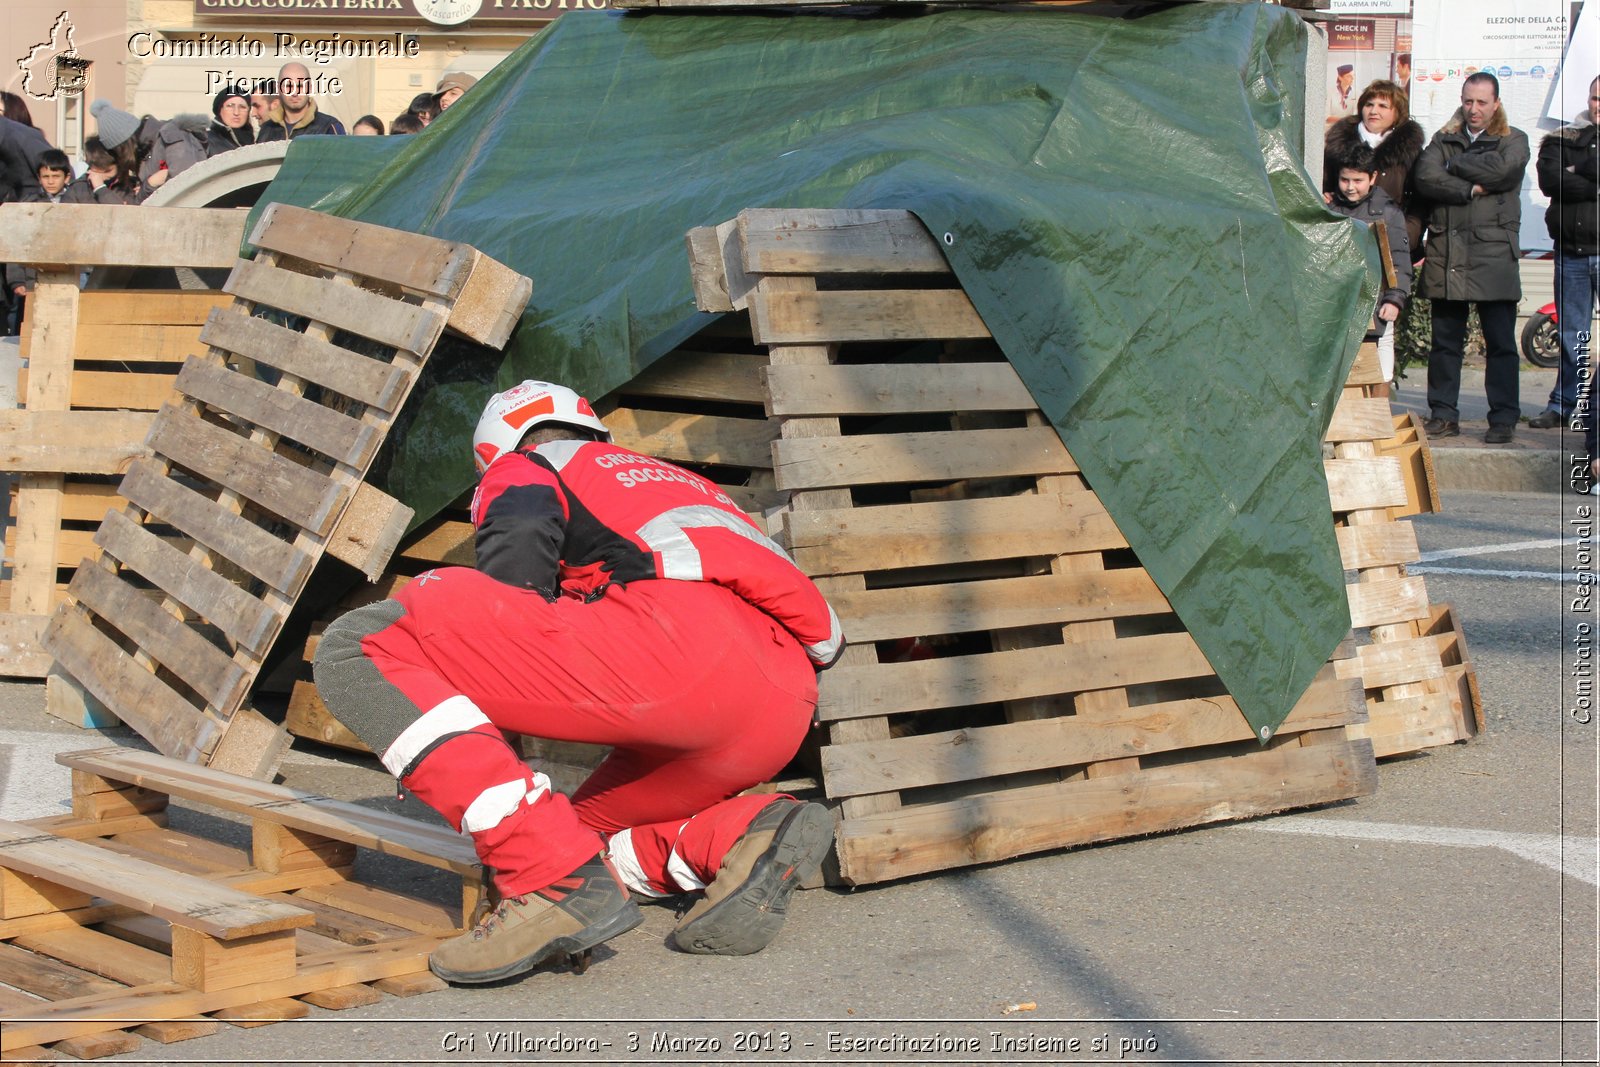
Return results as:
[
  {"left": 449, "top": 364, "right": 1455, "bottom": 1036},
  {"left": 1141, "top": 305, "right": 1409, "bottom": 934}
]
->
[
  {"left": 1422, "top": 417, "right": 1458, "bottom": 438},
  {"left": 430, "top": 854, "right": 641, "bottom": 984},
  {"left": 1484, "top": 424, "right": 1515, "bottom": 444},
  {"left": 1528, "top": 410, "right": 1565, "bottom": 429},
  {"left": 671, "top": 799, "right": 832, "bottom": 956}
]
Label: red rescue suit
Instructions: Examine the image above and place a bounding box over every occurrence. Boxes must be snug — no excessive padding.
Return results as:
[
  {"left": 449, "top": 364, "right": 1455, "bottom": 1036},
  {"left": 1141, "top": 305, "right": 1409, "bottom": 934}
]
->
[{"left": 318, "top": 439, "right": 842, "bottom": 898}]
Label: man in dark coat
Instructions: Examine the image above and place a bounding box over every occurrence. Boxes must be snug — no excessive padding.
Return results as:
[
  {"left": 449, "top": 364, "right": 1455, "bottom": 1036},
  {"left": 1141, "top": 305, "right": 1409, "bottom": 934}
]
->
[
  {"left": 0, "top": 114, "right": 50, "bottom": 204},
  {"left": 257, "top": 62, "right": 345, "bottom": 141},
  {"left": 1530, "top": 76, "right": 1600, "bottom": 430},
  {"left": 1412, "top": 71, "right": 1531, "bottom": 443}
]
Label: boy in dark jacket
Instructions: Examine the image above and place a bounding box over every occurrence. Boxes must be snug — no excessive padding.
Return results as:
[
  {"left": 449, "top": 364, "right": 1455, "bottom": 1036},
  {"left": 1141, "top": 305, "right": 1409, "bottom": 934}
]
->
[
  {"left": 1328, "top": 146, "right": 1412, "bottom": 398},
  {"left": 5, "top": 149, "right": 86, "bottom": 333}
]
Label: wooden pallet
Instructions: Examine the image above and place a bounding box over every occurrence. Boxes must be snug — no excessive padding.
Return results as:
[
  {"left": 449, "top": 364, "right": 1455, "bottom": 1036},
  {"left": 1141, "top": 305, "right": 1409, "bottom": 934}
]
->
[
  {"left": 35, "top": 204, "right": 531, "bottom": 780},
  {"left": 689, "top": 208, "right": 1378, "bottom": 886},
  {"left": 0, "top": 746, "right": 480, "bottom": 1059},
  {"left": 0, "top": 205, "right": 246, "bottom": 686},
  {"left": 1329, "top": 345, "right": 1481, "bottom": 758}
]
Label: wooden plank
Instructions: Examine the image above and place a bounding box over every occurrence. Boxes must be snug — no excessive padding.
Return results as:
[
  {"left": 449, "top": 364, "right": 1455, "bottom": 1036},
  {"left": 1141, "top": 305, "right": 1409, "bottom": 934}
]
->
[
  {"left": 605, "top": 407, "right": 776, "bottom": 470},
  {"left": 828, "top": 567, "right": 1168, "bottom": 643},
  {"left": 1345, "top": 341, "right": 1385, "bottom": 387},
  {"left": 75, "top": 290, "right": 232, "bottom": 327},
  {"left": 324, "top": 482, "right": 414, "bottom": 582},
  {"left": 833, "top": 739, "right": 1378, "bottom": 885},
  {"left": 0, "top": 204, "right": 245, "bottom": 268},
  {"left": 0, "top": 614, "right": 53, "bottom": 677},
  {"left": 171, "top": 926, "right": 297, "bottom": 991},
  {"left": 57, "top": 323, "right": 204, "bottom": 362},
  {"left": 204, "top": 706, "right": 291, "bottom": 782},
  {"left": 292, "top": 882, "right": 459, "bottom": 936},
  {"left": 1325, "top": 456, "right": 1409, "bottom": 513},
  {"left": 148, "top": 408, "right": 347, "bottom": 538},
  {"left": 27, "top": 481, "right": 123, "bottom": 524},
  {"left": 92, "top": 510, "right": 278, "bottom": 656},
  {"left": 775, "top": 426, "right": 1075, "bottom": 490},
  {"left": 815, "top": 632, "right": 1216, "bottom": 722},
  {"left": 822, "top": 672, "right": 1364, "bottom": 797},
  {"left": 248, "top": 203, "right": 469, "bottom": 298},
  {"left": 0, "top": 937, "right": 430, "bottom": 1051},
  {"left": 624, "top": 351, "right": 768, "bottom": 404},
  {"left": 40, "top": 608, "right": 217, "bottom": 761},
  {"left": 1346, "top": 575, "right": 1431, "bottom": 629},
  {"left": 750, "top": 288, "right": 989, "bottom": 345},
  {"left": 12, "top": 927, "right": 171, "bottom": 987},
  {"left": 0, "top": 822, "right": 312, "bottom": 940},
  {"left": 0, "top": 869, "right": 92, "bottom": 919},
  {"left": 174, "top": 359, "right": 378, "bottom": 468},
  {"left": 396, "top": 519, "right": 475, "bottom": 567},
  {"left": 56, "top": 748, "right": 482, "bottom": 877},
  {"left": 736, "top": 207, "right": 948, "bottom": 274},
  {"left": 119, "top": 459, "right": 312, "bottom": 595},
  {"left": 1335, "top": 522, "right": 1421, "bottom": 570},
  {"left": 1325, "top": 392, "right": 1397, "bottom": 443},
  {"left": 764, "top": 361, "right": 1032, "bottom": 418},
  {"left": 685, "top": 225, "right": 734, "bottom": 312},
  {"left": 783, "top": 492, "right": 1126, "bottom": 575},
  {"left": 0, "top": 942, "right": 124, "bottom": 1001},
  {"left": 65, "top": 563, "right": 248, "bottom": 711},
  {"left": 1333, "top": 635, "right": 1448, "bottom": 690},
  {"left": 199, "top": 309, "right": 408, "bottom": 411},
  {"left": 224, "top": 259, "right": 444, "bottom": 356},
  {"left": 0, "top": 411, "right": 150, "bottom": 474}
]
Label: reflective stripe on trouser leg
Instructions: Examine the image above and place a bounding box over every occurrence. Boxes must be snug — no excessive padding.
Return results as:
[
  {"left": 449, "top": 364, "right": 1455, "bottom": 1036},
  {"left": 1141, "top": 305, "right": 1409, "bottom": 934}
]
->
[{"left": 605, "top": 829, "right": 668, "bottom": 898}]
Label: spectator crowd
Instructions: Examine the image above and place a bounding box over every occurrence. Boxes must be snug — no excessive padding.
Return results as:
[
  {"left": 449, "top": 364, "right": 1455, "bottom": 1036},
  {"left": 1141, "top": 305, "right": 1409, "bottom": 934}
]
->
[{"left": 1, "top": 63, "right": 477, "bottom": 332}]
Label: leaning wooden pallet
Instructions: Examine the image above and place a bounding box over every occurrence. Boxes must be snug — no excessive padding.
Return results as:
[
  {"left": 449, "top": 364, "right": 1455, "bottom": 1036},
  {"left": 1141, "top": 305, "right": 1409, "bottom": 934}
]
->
[
  {"left": 690, "top": 208, "right": 1378, "bottom": 886},
  {"left": 0, "top": 746, "right": 482, "bottom": 1058},
  {"left": 0, "top": 205, "right": 245, "bottom": 685},
  {"left": 36, "top": 204, "right": 531, "bottom": 780},
  {"left": 1327, "top": 345, "right": 1481, "bottom": 758}
]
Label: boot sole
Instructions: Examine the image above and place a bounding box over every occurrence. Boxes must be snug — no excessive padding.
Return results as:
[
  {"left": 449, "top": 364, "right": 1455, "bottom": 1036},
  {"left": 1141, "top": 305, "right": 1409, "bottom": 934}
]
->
[
  {"left": 671, "top": 801, "right": 832, "bottom": 956},
  {"left": 429, "top": 899, "right": 643, "bottom": 985}
]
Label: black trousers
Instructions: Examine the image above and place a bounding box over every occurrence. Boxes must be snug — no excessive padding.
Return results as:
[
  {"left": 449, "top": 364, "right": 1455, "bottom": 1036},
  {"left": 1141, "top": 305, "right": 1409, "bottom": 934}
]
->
[{"left": 1426, "top": 299, "right": 1520, "bottom": 427}]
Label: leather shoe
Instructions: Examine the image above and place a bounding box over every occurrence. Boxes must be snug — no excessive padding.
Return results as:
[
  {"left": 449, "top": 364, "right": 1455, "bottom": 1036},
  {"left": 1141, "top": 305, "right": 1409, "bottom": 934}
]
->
[
  {"left": 1484, "top": 424, "right": 1515, "bottom": 444},
  {"left": 1422, "top": 418, "right": 1459, "bottom": 438},
  {"left": 1528, "top": 410, "right": 1565, "bottom": 429}
]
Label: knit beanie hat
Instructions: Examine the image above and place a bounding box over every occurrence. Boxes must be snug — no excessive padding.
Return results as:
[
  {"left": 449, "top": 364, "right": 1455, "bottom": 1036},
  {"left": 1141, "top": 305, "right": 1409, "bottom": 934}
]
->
[
  {"left": 89, "top": 98, "right": 139, "bottom": 149},
  {"left": 212, "top": 83, "right": 250, "bottom": 120}
]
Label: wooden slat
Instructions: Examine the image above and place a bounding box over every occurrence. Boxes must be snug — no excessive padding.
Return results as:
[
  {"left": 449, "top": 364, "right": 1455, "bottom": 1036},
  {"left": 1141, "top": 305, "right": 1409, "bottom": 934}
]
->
[
  {"left": 148, "top": 407, "right": 347, "bottom": 537},
  {"left": 92, "top": 509, "right": 277, "bottom": 655},
  {"left": 605, "top": 407, "right": 776, "bottom": 470},
  {"left": 12, "top": 927, "right": 171, "bottom": 987},
  {"left": 40, "top": 609, "right": 217, "bottom": 759},
  {"left": 175, "top": 358, "right": 378, "bottom": 467},
  {"left": 56, "top": 748, "right": 481, "bottom": 877},
  {"left": 775, "top": 426, "right": 1075, "bottom": 490},
  {"left": 832, "top": 739, "right": 1377, "bottom": 885},
  {"left": 784, "top": 491, "right": 1127, "bottom": 575},
  {"left": 1325, "top": 456, "right": 1409, "bottom": 512},
  {"left": 27, "top": 481, "right": 123, "bottom": 524},
  {"left": 0, "top": 204, "right": 245, "bottom": 268},
  {"left": 0, "top": 822, "right": 311, "bottom": 940},
  {"left": 0, "top": 411, "right": 150, "bottom": 474},
  {"left": 119, "top": 460, "right": 312, "bottom": 595},
  {"left": 1345, "top": 341, "right": 1385, "bottom": 387},
  {"left": 224, "top": 259, "right": 444, "bottom": 355},
  {"left": 623, "top": 352, "right": 768, "bottom": 404},
  {"left": 247, "top": 203, "right": 469, "bottom": 298},
  {"left": 199, "top": 309, "right": 408, "bottom": 411},
  {"left": 750, "top": 288, "right": 989, "bottom": 345},
  {"left": 764, "top": 361, "right": 1032, "bottom": 417},
  {"left": 54, "top": 368, "right": 183, "bottom": 411},
  {"left": 1335, "top": 522, "right": 1421, "bottom": 570},
  {"left": 1325, "top": 392, "right": 1397, "bottom": 443},
  {"left": 67, "top": 563, "right": 248, "bottom": 711},
  {"left": 0, "top": 942, "right": 125, "bottom": 1002},
  {"left": 828, "top": 567, "right": 1168, "bottom": 643},
  {"left": 1346, "top": 575, "right": 1430, "bottom": 629},
  {"left": 0, "top": 614, "right": 53, "bottom": 677},
  {"left": 1333, "top": 635, "right": 1448, "bottom": 689},
  {"left": 822, "top": 671, "right": 1363, "bottom": 797},
  {"left": 815, "top": 632, "right": 1216, "bottom": 721},
  {"left": 737, "top": 207, "right": 951, "bottom": 275}
]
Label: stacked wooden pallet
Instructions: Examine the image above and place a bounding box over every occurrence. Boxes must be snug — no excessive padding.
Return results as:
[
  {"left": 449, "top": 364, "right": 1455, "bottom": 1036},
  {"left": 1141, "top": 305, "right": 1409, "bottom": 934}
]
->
[
  {"left": 0, "top": 746, "right": 482, "bottom": 1061},
  {"left": 1328, "top": 345, "right": 1481, "bottom": 757},
  {"left": 0, "top": 207, "right": 245, "bottom": 690},
  {"left": 26, "top": 203, "right": 530, "bottom": 780},
  {"left": 689, "top": 208, "right": 1380, "bottom": 886}
]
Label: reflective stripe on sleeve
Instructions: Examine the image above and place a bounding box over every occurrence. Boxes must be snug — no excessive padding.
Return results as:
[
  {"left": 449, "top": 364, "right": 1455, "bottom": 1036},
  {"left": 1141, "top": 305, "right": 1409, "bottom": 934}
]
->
[{"left": 635, "top": 504, "right": 792, "bottom": 582}]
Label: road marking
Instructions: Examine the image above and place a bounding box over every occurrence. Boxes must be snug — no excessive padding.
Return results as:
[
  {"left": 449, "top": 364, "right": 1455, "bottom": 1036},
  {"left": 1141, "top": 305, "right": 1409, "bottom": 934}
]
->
[
  {"left": 1251, "top": 817, "right": 1598, "bottom": 886},
  {"left": 1416, "top": 536, "right": 1585, "bottom": 563},
  {"left": 1408, "top": 565, "right": 1581, "bottom": 581}
]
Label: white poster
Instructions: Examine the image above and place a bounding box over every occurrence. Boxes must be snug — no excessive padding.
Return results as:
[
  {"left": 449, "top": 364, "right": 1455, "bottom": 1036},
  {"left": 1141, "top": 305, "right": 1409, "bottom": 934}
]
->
[
  {"left": 1547, "top": 3, "right": 1597, "bottom": 124},
  {"left": 1411, "top": 0, "right": 1570, "bottom": 250}
]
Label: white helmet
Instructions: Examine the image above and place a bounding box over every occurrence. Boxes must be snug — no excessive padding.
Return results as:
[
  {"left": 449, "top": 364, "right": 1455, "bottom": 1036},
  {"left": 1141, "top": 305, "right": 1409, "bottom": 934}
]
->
[{"left": 472, "top": 380, "right": 610, "bottom": 473}]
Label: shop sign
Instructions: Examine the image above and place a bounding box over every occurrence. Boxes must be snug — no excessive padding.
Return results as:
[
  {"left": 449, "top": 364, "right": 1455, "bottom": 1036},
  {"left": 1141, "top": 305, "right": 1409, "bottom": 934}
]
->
[
  {"left": 193, "top": 0, "right": 609, "bottom": 24},
  {"left": 1327, "top": 20, "right": 1377, "bottom": 51}
]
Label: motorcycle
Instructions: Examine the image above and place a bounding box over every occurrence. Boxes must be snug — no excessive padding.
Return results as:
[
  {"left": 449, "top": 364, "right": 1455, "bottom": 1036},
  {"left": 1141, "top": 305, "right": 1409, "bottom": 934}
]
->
[{"left": 1520, "top": 301, "right": 1560, "bottom": 368}]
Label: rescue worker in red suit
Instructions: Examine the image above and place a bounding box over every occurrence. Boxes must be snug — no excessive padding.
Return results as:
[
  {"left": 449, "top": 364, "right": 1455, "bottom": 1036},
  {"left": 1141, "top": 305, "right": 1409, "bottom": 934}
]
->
[{"left": 314, "top": 381, "right": 843, "bottom": 984}]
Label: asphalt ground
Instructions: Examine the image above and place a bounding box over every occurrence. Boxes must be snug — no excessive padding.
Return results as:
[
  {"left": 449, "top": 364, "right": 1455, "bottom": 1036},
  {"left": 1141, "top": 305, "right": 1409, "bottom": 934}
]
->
[{"left": 0, "top": 488, "right": 1594, "bottom": 1067}]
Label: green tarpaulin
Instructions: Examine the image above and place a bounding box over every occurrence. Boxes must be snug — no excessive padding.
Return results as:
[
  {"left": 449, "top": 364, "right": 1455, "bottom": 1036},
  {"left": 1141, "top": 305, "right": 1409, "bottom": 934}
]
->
[{"left": 256, "top": 2, "right": 1378, "bottom": 739}]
